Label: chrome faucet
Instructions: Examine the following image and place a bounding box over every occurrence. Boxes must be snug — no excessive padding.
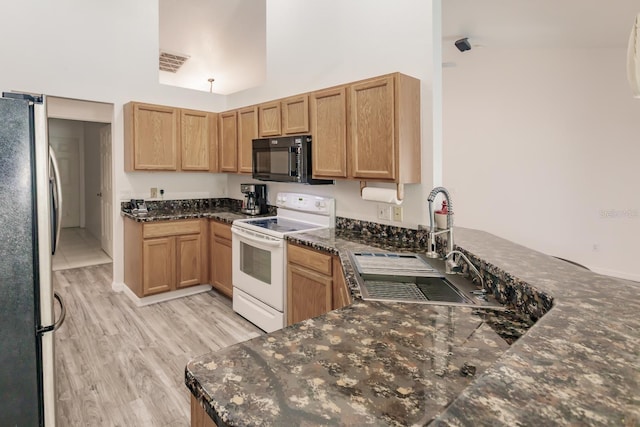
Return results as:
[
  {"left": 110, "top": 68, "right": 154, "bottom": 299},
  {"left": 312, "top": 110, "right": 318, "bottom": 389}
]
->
[
  {"left": 444, "top": 250, "right": 486, "bottom": 294},
  {"left": 425, "top": 186, "right": 454, "bottom": 258}
]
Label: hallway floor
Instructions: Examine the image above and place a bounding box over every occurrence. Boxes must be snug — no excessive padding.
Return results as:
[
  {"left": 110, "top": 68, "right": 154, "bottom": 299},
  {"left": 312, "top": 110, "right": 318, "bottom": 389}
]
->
[{"left": 53, "top": 227, "right": 111, "bottom": 271}]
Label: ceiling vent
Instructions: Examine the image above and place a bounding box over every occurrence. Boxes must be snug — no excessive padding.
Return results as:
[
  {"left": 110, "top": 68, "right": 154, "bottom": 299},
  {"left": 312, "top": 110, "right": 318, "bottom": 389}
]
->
[{"left": 159, "top": 50, "right": 190, "bottom": 73}]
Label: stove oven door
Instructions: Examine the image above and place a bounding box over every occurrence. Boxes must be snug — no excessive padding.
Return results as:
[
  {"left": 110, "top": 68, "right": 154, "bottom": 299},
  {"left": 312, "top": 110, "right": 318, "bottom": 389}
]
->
[{"left": 231, "top": 225, "right": 286, "bottom": 330}]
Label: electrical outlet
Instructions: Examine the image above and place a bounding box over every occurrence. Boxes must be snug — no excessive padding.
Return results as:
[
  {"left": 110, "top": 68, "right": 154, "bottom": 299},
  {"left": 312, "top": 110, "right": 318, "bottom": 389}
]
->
[
  {"left": 392, "top": 206, "right": 403, "bottom": 222},
  {"left": 377, "top": 204, "right": 390, "bottom": 220},
  {"left": 150, "top": 187, "right": 158, "bottom": 198}
]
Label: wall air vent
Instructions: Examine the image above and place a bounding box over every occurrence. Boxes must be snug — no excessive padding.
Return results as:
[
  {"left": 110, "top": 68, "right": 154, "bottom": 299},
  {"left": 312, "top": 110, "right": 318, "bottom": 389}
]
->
[{"left": 159, "top": 50, "right": 190, "bottom": 73}]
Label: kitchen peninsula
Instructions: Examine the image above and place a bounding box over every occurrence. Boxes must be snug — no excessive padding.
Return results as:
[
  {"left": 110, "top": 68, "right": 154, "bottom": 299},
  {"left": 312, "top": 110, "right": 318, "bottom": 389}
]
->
[{"left": 186, "top": 221, "right": 640, "bottom": 426}]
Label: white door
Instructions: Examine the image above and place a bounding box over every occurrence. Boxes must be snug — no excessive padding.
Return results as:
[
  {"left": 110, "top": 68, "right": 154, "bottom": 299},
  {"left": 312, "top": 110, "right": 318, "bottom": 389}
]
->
[
  {"left": 100, "top": 125, "right": 113, "bottom": 257},
  {"left": 49, "top": 136, "right": 80, "bottom": 228}
]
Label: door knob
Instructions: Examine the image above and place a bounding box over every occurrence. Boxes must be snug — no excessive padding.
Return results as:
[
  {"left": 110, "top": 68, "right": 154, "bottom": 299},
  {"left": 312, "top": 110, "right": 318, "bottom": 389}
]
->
[{"left": 97, "top": 192, "right": 102, "bottom": 197}]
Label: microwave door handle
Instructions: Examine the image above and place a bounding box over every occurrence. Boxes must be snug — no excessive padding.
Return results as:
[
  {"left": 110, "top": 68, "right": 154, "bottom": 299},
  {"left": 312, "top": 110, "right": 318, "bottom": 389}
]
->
[{"left": 289, "top": 146, "right": 298, "bottom": 176}]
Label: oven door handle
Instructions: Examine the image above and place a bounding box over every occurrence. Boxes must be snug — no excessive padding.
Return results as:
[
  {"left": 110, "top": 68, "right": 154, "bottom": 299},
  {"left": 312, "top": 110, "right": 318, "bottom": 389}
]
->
[{"left": 231, "top": 226, "right": 283, "bottom": 248}]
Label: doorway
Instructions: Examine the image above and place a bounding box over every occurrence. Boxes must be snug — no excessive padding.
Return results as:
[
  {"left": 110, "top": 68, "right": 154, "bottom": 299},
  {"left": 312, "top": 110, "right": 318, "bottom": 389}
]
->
[{"left": 47, "top": 98, "right": 114, "bottom": 271}]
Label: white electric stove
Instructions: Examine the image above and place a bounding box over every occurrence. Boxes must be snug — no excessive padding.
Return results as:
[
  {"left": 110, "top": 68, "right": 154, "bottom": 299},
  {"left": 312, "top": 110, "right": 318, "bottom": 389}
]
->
[{"left": 231, "top": 192, "right": 335, "bottom": 332}]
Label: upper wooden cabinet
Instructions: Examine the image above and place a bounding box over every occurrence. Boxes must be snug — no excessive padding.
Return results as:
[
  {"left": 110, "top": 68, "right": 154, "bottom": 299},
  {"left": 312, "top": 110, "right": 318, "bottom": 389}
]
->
[
  {"left": 258, "top": 102, "right": 281, "bottom": 137},
  {"left": 219, "top": 111, "right": 238, "bottom": 173},
  {"left": 282, "top": 95, "right": 309, "bottom": 134},
  {"left": 124, "top": 102, "right": 179, "bottom": 171},
  {"left": 180, "top": 109, "right": 217, "bottom": 171},
  {"left": 125, "top": 102, "right": 218, "bottom": 172},
  {"left": 310, "top": 87, "right": 348, "bottom": 179},
  {"left": 237, "top": 106, "right": 258, "bottom": 174},
  {"left": 349, "top": 73, "right": 421, "bottom": 183}
]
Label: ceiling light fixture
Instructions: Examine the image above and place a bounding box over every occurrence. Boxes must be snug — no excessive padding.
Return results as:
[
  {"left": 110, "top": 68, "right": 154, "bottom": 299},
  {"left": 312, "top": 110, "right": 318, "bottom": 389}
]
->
[{"left": 208, "top": 78, "right": 215, "bottom": 93}]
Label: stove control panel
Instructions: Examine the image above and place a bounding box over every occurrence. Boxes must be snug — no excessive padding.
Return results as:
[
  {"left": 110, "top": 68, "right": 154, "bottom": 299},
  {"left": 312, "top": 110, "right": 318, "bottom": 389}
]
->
[{"left": 276, "top": 192, "right": 335, "bottom": 217}]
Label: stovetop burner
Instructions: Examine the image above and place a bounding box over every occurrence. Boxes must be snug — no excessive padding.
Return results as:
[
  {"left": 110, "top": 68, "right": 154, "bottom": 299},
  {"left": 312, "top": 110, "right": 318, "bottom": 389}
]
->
[{"left": 242, "top": 217, "right": 321, "bottom": 234}]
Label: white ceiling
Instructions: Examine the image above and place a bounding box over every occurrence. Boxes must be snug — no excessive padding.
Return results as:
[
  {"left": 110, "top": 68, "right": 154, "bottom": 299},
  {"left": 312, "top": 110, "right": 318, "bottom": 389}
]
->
[
  {"left": 158, "top": 1, "right": 639, "bottom": 93},
  {"left": 443, "top": 0, "right": 639, "bottom": 59},
  {"left": 158, "top": 0, "right": 266, "bottom": 95}
]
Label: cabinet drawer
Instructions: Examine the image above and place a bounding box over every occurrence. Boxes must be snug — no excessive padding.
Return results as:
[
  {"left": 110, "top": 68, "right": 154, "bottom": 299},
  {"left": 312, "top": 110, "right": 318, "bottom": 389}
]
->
[
  {"left": 288, "top": 244, "right": 332, "bottom": 276},
  {"left": 212, "top": 221, "right": 232, "bottom": 240},
  {"left": 143, "top": 220, "right": 201, "bottom": 238}
]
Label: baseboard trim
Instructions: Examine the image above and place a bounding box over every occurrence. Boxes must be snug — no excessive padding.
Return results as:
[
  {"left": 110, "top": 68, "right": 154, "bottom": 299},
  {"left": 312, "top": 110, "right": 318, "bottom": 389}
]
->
[
  {"left": 112, "top": 281, "right": 124, "bottom": 292},
  {"left": 121, "top": 283, "right": 213, "bottom": 307},
  {"left": 589, "top": 267, "right": 640, "bottom": 283}
]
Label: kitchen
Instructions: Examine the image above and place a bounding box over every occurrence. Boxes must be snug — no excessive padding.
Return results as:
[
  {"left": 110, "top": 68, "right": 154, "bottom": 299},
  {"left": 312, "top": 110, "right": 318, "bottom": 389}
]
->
[{"left": 1, "top": 0, "right": 639, "bottom": 426}]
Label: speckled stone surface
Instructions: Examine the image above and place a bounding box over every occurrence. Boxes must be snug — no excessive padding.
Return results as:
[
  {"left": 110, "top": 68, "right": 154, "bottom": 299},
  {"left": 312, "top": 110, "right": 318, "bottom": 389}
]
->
[
  {"left": 186, "top": 219, "right": 640, "bottom": 426},
  {"left": 187, "top": 301, "right": 531, "bottom": 426},
  {"left": 120, "top": 198, "right": 275, "bottom": 223}
]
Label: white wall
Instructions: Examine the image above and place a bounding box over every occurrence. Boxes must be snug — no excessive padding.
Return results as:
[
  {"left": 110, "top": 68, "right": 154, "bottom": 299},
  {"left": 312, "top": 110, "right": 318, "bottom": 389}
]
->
[
  {"left": 443, "top": 47, "right": 640, "bottom": 281},
  {"left": 227, "top": 0, "right": 436, "bottom": 227},
  {"left": 0, "top": 0, "right": 230, "bottom": 286}
]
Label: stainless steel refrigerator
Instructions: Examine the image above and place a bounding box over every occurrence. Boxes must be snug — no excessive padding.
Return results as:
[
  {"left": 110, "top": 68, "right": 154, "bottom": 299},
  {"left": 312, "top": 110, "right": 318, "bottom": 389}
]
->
[{"left": 0, "top": 93, "right": 65, "bottom": 426}]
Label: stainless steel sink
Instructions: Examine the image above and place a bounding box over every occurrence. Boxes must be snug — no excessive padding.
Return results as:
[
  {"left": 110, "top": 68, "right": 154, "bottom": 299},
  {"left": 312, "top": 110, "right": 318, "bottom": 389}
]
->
[{"left": 349, "top": 251, "right": 500, "bottom": 307}]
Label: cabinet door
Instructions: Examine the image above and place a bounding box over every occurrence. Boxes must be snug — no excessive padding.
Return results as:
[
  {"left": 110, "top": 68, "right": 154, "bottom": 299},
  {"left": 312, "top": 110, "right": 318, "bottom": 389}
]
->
[
  {"left": 132, "top": 103, "right": 179, "bottom": 171},
  {"left": 237, "top": 106, "right": 258, "bottom": 174},
  {"left": 211, "top": 236, "right": 233, "bottom": 298},
  {"left": 287, "top": 264, "right": 333, "bottom": 325},
  {"left": 349, "top": 76, "right": 396, "bottom": 180},
  {"left": 310, "top": 87, "right": 348, "bottom": 178},
  {"left": 181, "top": 109, "right": 211, "bottom": 171},
  {"left": 176, "top": 234, "right": 202, "bottom": 288},
  {"left": 258, "top": 102, "right": 281, "bottom": 137},
  {"left": 210, "top": 221, "right": 233, "bottom": 298},
  {"left": 219, "top": 111, "right": 238, "bottom": 172},
  {"left": 282, "top": 95, "right": 309, "bottom": 134},
  {"left": 142, "top": 237, "right": 175, "bottom": 295}
]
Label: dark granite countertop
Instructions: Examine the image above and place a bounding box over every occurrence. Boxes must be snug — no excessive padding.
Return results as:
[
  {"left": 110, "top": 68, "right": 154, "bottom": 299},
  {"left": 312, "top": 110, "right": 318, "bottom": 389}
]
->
[
  {"left": 119, "top": 198, "right": 275, "bottom": 224},
  {"left": 186, "top": 225, "right": 640, "bottom": 426}
]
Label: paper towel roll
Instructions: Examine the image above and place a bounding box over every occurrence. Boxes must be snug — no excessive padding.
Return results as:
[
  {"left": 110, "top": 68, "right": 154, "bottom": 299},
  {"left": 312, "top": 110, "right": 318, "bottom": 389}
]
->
[{"left": 361, "top": 187, "right": 402, "bottom": 205}]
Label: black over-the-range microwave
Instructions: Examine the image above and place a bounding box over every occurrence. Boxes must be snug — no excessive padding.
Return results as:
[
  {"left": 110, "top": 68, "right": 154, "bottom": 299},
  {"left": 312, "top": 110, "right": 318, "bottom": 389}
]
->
[{"left": 252, "top": 135, "right": 334, "bottom": 185}]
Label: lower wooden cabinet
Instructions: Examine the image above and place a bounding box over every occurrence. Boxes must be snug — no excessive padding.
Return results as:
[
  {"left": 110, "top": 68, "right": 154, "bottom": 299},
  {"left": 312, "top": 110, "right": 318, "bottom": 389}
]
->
[
  {"left": 191, "top": 394, "right": 218, "bottom": 427},
  {"left": 286, "top": 243, "right": 351, "bottom": 325},
  {"left": 124, "top": 218, "right": 207, "bottom": 297},
  {"left": 209, "top": 220, "right": 233, "bottom": 298}
]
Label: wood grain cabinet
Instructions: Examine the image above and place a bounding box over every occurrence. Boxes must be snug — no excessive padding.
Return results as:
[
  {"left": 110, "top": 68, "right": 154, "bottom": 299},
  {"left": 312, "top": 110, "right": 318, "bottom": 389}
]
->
[
  {"left": 209, "top": 220, "right": 233, "bottom": 298},
  {"left": 286, "top": 243, "right": 351, "bottom": 325},
  {"left": 281, "top": 95, "right": 309, "bottom": 134},
  {"left": 219, "top": 111, "right": 238, "bottom": 172},
  {"left": 237, "top": 106, "right": 258, "bottom": 174},
  {"left": 258, "top": 101, "right": 281, "bottom": 137},
  {"left": 310, "top": 87, "right": 348, "bottom": 178},
  {"left": 180, "top": 109, "right": 217, "bottom": 171},
  {"left": 124, "top": 218, "right": 207, "bottom": 297},
  {"left": 124, "top": 102, "right": 218, "bottom": 172},
  {"left": 124, "top": 102, "right": 180, "bottom": 171},
  {"left": 348, "top": 73, "right": 421, "bottom": 183},
  {"left": 191, "top": 394, "right": 218, "bottom": 427}
]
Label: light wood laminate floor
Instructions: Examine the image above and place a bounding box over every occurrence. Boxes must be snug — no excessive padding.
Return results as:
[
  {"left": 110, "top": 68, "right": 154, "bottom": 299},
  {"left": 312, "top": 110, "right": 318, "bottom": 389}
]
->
[{"left": 54, "top": 264, "right": 263, "bottom": 426}]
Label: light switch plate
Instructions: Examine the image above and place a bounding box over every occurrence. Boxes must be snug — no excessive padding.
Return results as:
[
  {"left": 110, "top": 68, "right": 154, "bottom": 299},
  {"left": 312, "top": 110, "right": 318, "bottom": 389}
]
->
[
  {"left": 150, "top": 187, "right": 158, "bottom": 198},
  {"left": 377, "top": 204, "right": 390, "bottom": 220}
]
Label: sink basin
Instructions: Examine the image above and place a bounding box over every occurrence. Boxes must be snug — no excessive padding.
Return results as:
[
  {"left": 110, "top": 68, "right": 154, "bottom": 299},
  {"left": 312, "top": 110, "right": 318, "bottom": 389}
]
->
[
  {"left": 359, "top": 273, "right": 473, "bottom": 304},
  {"left": 349, "top": 251, "right": 501, "bottom": 307}
]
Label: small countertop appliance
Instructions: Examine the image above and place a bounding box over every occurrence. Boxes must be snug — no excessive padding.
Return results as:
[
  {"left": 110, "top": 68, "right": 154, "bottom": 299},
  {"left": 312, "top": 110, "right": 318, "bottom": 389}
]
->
[{"left": 240, "top": 183, "right": 267, "bottom": 215}]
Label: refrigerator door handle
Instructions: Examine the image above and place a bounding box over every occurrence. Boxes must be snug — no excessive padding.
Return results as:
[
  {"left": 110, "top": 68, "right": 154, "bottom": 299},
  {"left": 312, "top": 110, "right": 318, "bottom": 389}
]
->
[
  {"left": 49, "top": 146, "right": 62, "bottom": 255},
  {"left": 37, "top": 292, "right": 66, "bottom": 334}
]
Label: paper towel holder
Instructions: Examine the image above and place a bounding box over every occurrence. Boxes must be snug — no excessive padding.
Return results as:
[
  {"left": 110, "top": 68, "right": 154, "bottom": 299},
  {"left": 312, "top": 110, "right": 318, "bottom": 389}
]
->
[{"left": 359, "top": 181, "right": 404, "bottom": 202}]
